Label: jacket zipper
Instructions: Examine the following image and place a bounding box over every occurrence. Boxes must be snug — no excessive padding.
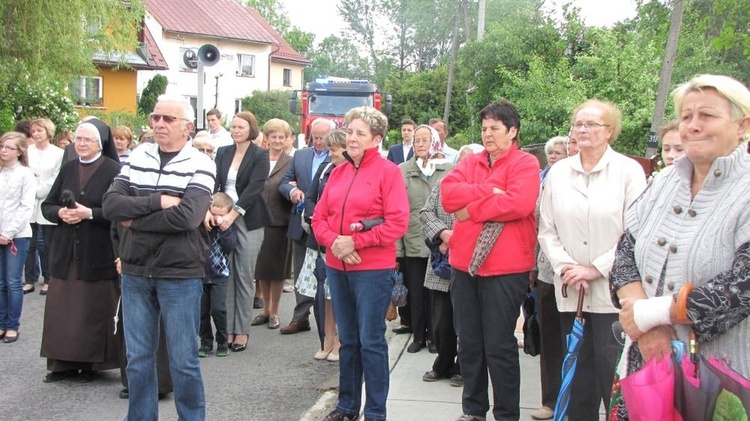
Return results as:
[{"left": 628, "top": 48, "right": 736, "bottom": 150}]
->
[{"left": 338, "top": 153, "right": 361, "bottom": 271}]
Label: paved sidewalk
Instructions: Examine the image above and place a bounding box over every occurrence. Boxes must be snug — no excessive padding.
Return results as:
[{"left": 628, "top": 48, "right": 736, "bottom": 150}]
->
[
  {"left": 386, "top": 332, "right": 545, "bottom": 421},
  {"left": 302, "top": 328, "right": 550, "bottom": 421}
]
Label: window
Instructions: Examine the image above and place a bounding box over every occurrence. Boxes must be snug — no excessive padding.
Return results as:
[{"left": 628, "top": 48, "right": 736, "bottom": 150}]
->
[
  {"left": 180, "top": 47, "right": 197, "bottom": 72},
  {"left": 69, "top": 77, "right": 103, "bottom": 106},
  {"left": 235, "top": 99, "right": 242, "bottom": 115},
  {"left": 283, "top": 68, "right": 292, "bottom": 87},
  {"left": 237, "top": 54, "right": 255, "bottom": 77}
]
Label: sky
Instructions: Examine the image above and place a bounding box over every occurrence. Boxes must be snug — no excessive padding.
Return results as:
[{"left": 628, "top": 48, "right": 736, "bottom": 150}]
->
[{"left": 281, "top": 0, "right": 638, "bottom": 46}]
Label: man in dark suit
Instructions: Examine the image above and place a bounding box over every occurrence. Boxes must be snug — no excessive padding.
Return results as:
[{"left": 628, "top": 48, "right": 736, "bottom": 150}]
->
[
  {"left": 278, "top": 118, "right": 334, "bottom": 334},
  {"left": 386, "top": 119, "right": 416, "bottom": 164}
]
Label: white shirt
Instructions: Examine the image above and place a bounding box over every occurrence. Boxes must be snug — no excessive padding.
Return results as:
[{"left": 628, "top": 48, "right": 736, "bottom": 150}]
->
[
  {"left": 538, "top": 146, "right": 646, "bottom": 313},
  {"left": 0, "top": 163, "right": 36, "bottom": 239},
  {"left": 442, "top": 142, "right": 459, "bottom": 163},
  {"left": 27, "top": 144, "right": 64, "bottom": 225},
  {"left": 210, "top": 127, "right": 233, "bottom": 149},
  {"left": 225, "top": 167, "right": 239, "bottom": 203}
]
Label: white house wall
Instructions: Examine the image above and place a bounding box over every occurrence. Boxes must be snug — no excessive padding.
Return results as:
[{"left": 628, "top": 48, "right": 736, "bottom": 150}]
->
[
  {"left": 137, "top": 14, "right": 273, "bottom": 126},
  {"left": 269, "top": 61, "right": 305, "bottom": 91}
]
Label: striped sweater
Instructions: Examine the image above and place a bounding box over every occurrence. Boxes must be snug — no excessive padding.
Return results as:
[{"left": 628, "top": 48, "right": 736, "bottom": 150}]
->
[{"left": 103, "top": 141, "right": 217, "bottom": 279}]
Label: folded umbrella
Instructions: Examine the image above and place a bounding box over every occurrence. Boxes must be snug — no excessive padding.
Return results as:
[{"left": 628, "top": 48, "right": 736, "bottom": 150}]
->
[{"left": 554, "top": 284, "right": 586, "bottom": 421}]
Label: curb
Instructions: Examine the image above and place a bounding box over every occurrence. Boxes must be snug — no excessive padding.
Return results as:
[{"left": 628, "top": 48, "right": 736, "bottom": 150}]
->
[{"left": 299, "top": 320, "right": 408, "bottom": 421}]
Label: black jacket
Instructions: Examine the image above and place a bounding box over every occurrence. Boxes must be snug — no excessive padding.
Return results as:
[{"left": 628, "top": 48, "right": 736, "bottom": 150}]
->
[
  {"left": 42, "top": 156, "right": 121, "bottom": 281},
  {"left": 214, "top": 143, "right": 271, "bottom": 231}
]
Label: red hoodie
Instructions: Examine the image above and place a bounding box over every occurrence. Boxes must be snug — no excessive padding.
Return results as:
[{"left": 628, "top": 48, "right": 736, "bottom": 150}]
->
[
  {"left": 312, "top": 147, "right": 409, "bottom": 271},
  {"left": 440, "top": 143, "right": 539, "bottom": 276}
]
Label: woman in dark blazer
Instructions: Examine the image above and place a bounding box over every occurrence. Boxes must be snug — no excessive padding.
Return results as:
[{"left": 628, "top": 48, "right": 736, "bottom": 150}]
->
[
  {"left": 250, "top": 119, "right": 293, "bottom": 330},
  {"left": 212, "top": 111, "right": 270, "bottom": 352},
  {"left": 40, "top": 122, "right": 122, "bottom": 383}
]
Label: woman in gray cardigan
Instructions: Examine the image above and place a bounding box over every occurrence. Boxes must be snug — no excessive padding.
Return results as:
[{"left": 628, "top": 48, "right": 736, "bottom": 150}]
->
[
  {"left": 397, "top": 125, "right": 453, "bottom": 354},
  {"left": 611, "top": 74, "right": 750, "bottom": 419}
]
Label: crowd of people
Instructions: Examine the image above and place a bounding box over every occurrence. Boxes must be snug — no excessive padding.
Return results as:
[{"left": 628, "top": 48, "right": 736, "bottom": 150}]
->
[{"left": 0, "top": 73, "right": 748, "bottom": 421}]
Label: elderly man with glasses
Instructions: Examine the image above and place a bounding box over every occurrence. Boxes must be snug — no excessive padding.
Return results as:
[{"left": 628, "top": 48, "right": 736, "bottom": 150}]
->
[{"left": 103, "top": 93, "right": 217, "bottom": 421}]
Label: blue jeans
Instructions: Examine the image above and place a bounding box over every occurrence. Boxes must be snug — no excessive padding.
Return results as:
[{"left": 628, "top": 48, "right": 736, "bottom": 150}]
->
[
  {"left": 327, "top": 268, "right": 393, "bottom": 420},
  {"left": 0, "top": 238, "right": 29, "bottom": 331},
  {"left": 121, "top": 275, "right": 205, "bottom": 421}
]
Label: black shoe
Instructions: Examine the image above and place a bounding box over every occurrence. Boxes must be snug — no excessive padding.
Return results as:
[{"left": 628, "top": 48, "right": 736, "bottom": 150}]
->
[
  {"left": 3, "top": 331, "right": 19, "bottom": 343},
  {"left": 40, "top": 285, "right": 48, "bottom": 295},
  {"left": 253, "top": 297, "right": 264, "bottom": 309},
  {"left": 43, "top": 370, "right": 78, "bottom": 383},
  {"left": 450, "top": 374, "right": 464, "bottom": 387},
  {"left": 119, "top": 388, "right": 129, "bottom": 399},
  {"left": 407, "top": 341, "right": 425, "bottom": 353},
  {"left": 230, "top": 342, "right": 247, "bottom": 352},
  {"left": 23, "top": 285, "right": 35, "bottom": 294},
  {"left": 323, "top": 408, "right": 360, "bottom": 421},
  {"left": 422, "top": 370, "right": 443, "bottom": 382},
  {"left": 76, "top": 370, "right": 96, "bottom": 383},
  {"left": 158, "top": 392, "right": 169, "bottom": 400},
  {"left": 428, "top": 341, "right": 438, "bottom": 354},
  {"left": 198, "top": 343, "right": 212, "bottom": 358},
  {"left": 391, "top": 326, "right": 412, "bottom": 334}
]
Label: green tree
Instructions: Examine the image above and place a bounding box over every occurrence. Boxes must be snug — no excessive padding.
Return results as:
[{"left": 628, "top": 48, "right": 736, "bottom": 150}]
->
[
  {"left": 0, "top": 0, "right": 145, "bottom": 86},
  {"left": 241, "top": 90, "right": 300, "bottom": 133},
  {"left": 306, "top": 35, "right": 372, "bottom": 81},
  {"left": 240, "top": 0, "right": 290, "bottom": 34},
  {"left": 137, "top": 75, "right": 168, "bottom": 116}
]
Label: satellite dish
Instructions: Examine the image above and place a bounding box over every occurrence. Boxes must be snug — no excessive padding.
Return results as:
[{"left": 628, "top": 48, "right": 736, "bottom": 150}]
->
[{"left": 183, "top": 49, "right": 198, "bottom": 69}]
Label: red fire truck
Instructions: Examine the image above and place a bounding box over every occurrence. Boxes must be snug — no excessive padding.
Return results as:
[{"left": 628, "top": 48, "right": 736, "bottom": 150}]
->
[{"left": 290, "top": 77, "right": 392, "bottom": 147}]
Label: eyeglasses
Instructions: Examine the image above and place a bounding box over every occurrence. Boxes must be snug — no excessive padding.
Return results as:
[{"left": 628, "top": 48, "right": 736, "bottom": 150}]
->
[
  {"left": 413, "top": 138, "right": 431, "bottom": 144},
  {"left": 0, "top": 145, "right": 18, "bottom": 151},
  {"left": 76, "top": 137, "right": 100, "bottom": 145},
  {"left": 198, "top": 148, "right": 214, "bottom": 153},
  {"left": 572, "top": 122, "right": 610, "bottom": 131},
  {"left": 149, "top": 114, "right": 191, "bottom": 124}
]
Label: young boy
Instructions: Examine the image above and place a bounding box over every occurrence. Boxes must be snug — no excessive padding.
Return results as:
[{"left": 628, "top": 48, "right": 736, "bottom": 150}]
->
[{"left": 199, "top": 192, "right": 238, "bottom": 357}]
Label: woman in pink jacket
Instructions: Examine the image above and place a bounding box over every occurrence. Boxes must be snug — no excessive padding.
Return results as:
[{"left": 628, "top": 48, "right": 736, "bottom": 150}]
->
[{"left": 312, "top": 106, "right": 409, "bottom": 421}]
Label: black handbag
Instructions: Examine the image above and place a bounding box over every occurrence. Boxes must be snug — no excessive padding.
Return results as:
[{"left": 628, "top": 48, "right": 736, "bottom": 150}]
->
[{"left": 522, "top": 293, "right": 541, "bottom": 356}]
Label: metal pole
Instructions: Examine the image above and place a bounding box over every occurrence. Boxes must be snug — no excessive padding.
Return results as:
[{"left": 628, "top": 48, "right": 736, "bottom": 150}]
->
[{"left": 197, "top": 62, "right": 205, "bottom": 131}]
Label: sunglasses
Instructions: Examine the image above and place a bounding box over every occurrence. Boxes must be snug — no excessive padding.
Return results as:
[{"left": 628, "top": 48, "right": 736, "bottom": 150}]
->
[
  {"left": 149, "top": 114, "right": 191, "bottom": 124},
  {"left": 198, "top": 148, "right": 214, "bottom": 153}
]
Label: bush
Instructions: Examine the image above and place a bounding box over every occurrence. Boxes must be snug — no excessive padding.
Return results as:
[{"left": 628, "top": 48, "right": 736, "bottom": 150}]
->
[
  {"left": 241, "top": 90, "right": 300, "bottom": 133},
  {"left": 0, "top": 78, "right": 79, "bottom": 134}
]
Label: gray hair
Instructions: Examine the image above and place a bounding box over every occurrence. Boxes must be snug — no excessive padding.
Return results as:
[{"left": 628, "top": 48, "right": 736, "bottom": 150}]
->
[
  {"left": 310, "top": 118, "right": 336, "bottom": 133},
  {"left": 157, "top": 93, "right": 194, "bottom": 120},
  {"left": 544, "top": 136, "right": 568, "bottom": 154},
  {"left": 344, "top": 106, "right": 388, "bottom": 138}
]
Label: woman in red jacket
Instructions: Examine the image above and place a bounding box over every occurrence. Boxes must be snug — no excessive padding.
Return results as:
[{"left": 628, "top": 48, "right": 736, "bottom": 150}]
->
[
  {"left": 312, "top": 106, "right": 409, "bottom": 421},
  {"left": 441, "top": 100, "right": 540, "bottom": 421}
]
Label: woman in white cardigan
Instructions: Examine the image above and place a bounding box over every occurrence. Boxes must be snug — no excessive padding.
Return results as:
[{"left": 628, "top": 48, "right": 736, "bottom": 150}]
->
[
  {"left": 24, "top": 118, "right": 64, "bottom": 295},
  {"left": 538, "top": 99, "right": 646, "bottom": 420},
  {"left": 0, "top": 132, "right": 36, "bottom": 343}
]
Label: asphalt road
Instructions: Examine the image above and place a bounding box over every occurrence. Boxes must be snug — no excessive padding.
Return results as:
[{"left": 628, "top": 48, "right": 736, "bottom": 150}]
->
[{"left": 0, "top": 283, "right": 338, "bottom": 421}]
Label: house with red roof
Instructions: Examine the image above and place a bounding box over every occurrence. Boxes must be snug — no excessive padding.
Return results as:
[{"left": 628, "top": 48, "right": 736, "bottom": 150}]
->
[{"left": 137, "top": 0, "right": 310, "bottom": 127}]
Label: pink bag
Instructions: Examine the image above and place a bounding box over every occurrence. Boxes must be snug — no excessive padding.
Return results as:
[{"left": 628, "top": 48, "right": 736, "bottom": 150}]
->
[{"left": 620, "top": 356, "right": 683, "bottom": 421}]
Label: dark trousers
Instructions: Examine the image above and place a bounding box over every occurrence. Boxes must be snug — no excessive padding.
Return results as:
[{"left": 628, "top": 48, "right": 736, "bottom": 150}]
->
[
  {"left": 402, "top": 257, "right": 430, "bottom": 343},
  {"left": 452, "top": 269, "right": 528, "bottom": 421},
  {"left": 24, "top": 223, "right": 53, "bottom": 285},
  {"left": 291, "top": 237, "right": 314, "bottom": 322},
  {"left": 200, "top": 283, "right": 227, "bottom": 345},
  {"left": 429, "top": 289, "right": 459, "bottom": 376},
  {"left": 537, "top": 281, "right": 564, "bottom": 409},
  {"left": 559, "top": 311, "right": 621, "bottom": 421},
  {"left": 119, "top": 317, "right": 173, "bottom": 395}
]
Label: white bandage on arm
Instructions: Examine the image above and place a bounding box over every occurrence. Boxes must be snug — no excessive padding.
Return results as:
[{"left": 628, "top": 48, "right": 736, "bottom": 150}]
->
[{"left": 633, "top": 296, "right": 673, "bottom": 333}]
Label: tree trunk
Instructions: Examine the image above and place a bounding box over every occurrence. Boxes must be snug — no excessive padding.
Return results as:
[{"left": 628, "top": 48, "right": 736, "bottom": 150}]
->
[{"left": 444, "top": 1, "right": 464, "bottom": 124}]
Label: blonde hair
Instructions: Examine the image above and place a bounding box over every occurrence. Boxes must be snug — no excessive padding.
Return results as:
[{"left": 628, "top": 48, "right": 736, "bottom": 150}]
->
[
  {"left": 112, "top": 125, "right": 134, "bottom": 150},
  {"left": 0, "top": 132, "right": 29, "bottom": 166},
  {"left": 672, "top": 74, "right": 750, "bottom": 140},
  {"left": 30, "top": 118, "right": 56, "bottom": 141},
  {"left": 263, "top": 118, "right": 292, "bottom": 138},
  {"left": 570, "top": 99, "right": 623, "bottom": 144},
  {"left": 211, "top": 192, "right": 234, "bottom": 210},
  {"left": 324, "top": 129, "right": 347, "bottom": 149}
]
